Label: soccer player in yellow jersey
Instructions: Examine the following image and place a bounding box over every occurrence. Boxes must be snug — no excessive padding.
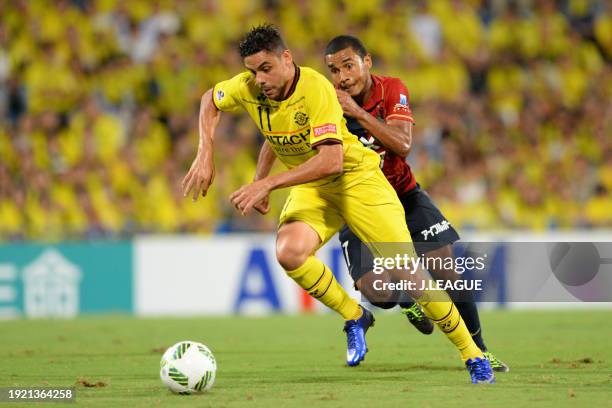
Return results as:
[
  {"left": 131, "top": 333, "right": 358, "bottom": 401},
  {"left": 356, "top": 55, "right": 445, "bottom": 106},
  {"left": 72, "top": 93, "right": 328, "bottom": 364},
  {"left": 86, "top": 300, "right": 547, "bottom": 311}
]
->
[{"left": 182, "top": 24, "right": 494, "bottom": 383}]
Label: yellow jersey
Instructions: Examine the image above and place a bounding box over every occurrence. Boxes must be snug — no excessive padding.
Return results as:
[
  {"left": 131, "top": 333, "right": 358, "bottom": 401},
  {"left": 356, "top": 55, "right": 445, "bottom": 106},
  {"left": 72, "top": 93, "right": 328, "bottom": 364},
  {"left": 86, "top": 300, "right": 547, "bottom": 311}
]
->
[{"left": 212, "top": 66, "right": 381, "bottom": 188}]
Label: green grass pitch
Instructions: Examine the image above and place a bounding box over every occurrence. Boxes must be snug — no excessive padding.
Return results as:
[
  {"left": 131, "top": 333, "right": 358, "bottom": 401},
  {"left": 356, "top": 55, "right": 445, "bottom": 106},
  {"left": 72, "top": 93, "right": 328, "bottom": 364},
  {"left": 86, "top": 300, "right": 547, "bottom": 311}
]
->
[{"left": 1, "top": 310, "right": 611, "bottom": 407}]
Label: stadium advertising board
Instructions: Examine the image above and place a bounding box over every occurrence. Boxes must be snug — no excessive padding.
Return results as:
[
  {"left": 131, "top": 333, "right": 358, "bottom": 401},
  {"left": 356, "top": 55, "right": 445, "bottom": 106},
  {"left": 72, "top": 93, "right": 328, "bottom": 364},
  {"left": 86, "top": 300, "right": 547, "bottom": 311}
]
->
[
  {"left": 133, "top": 235, "right": 359, "bottom": 316},
  {"left": 2, "top": 234, "right": 610, "bottom": 318},
  {"left": 0, "top": 242, "right": 133, "bottom": 318}
]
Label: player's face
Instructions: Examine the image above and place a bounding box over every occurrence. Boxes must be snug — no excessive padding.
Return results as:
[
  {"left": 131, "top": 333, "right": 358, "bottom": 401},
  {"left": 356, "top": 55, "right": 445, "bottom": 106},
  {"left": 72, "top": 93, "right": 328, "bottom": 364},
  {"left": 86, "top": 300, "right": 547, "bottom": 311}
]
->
[
  {"left": 244, "top": 49, "right": 293, "bottom": 101},
  {"left": 325, "top": 47, "right": 372, "bottom": 97}
]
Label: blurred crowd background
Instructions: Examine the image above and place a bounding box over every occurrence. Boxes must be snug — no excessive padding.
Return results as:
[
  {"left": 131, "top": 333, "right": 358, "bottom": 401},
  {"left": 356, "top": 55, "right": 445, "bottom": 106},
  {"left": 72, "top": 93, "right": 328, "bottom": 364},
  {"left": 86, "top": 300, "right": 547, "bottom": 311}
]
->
[{"left": 1, "top": 0, "right": 611, "bottom": 241}]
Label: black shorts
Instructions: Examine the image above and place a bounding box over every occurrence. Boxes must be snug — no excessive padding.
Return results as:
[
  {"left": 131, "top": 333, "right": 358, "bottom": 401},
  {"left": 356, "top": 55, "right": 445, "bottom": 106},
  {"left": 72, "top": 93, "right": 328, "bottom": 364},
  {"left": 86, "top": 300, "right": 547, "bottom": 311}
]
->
[{"left": 338, "top": 184, "right": 460, "bottom": 284}]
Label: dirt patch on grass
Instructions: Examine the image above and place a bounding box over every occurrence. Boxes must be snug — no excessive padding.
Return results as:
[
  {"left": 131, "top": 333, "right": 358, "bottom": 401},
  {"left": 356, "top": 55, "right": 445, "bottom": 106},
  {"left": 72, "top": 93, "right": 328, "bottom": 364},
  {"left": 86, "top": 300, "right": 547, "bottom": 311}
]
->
[
  {"left": 76, "top": 378, "right": 107, "bottom": 388},
  {"left": 151, "top": 345, "right": 168, "bottom": 354}
]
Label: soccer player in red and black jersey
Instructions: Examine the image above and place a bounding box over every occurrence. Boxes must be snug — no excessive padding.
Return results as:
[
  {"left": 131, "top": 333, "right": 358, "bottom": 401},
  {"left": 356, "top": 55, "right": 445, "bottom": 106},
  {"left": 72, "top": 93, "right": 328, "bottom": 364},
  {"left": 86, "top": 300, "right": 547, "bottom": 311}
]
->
[{"left": 324, "top": 35, "right": 508, "bottom": 372}]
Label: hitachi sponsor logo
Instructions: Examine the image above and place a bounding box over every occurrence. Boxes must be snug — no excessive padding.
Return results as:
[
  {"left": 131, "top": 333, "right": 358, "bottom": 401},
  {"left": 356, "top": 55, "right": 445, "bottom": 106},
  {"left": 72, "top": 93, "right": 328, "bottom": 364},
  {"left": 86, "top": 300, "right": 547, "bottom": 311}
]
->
[
  {"left": 421, "top": 220, "right": 451, "bottom": 241},
  {"left": 265, "top": 129, "right": 310, "bottom": 146}
]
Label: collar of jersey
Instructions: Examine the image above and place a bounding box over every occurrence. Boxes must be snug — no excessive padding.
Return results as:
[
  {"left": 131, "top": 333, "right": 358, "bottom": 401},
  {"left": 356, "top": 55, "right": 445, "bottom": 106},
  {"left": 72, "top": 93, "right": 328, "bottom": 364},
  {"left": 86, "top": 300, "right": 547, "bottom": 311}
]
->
[{"left": 362, "top": 73, "right": 384, "bottom": 112}]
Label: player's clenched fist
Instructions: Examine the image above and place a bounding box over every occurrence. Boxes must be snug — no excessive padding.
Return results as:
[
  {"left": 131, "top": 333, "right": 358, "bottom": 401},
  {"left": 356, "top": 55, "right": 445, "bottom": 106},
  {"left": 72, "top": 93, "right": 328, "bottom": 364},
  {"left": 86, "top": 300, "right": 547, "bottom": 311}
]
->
[
  {"left": 253, "top": 195, "right": 270, "bottom": 215},
  {"left": 182, "top": 154, "right": 215, "bottom": 201},
  {"left": 230, "top": 179, "right": 272, "bottom": 216},
  {"left": 335, "top": 88, "right": 365, "bottom": 119}
]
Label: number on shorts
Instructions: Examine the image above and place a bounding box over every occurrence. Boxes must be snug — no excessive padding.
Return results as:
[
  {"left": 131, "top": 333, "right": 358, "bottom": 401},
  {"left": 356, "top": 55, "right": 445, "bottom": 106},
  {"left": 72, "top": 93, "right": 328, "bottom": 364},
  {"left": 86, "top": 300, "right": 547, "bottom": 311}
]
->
[{"left": 341, "top": 240, "right": 351, "bottom": 267}]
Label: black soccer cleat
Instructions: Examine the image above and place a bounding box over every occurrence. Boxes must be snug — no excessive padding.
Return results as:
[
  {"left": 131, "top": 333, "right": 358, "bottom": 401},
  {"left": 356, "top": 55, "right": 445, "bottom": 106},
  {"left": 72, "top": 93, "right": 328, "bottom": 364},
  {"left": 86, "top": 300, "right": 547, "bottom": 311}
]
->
[
  {"left": 401, "top": 304, "right": 434, "bottom": 335},
  {"left": 483, "top": 351, "right": 510, "bottom": 372}
]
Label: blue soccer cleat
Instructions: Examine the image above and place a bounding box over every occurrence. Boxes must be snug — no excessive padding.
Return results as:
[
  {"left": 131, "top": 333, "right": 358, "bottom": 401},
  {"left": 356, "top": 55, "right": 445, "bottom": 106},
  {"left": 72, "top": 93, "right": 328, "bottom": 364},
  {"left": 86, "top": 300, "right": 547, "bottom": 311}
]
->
[
  {"left": 465, "top": 357, "right": 496, "bottom": 384},
  {"left": 343, "top": 306, "right": 375, "bottom": 366}
]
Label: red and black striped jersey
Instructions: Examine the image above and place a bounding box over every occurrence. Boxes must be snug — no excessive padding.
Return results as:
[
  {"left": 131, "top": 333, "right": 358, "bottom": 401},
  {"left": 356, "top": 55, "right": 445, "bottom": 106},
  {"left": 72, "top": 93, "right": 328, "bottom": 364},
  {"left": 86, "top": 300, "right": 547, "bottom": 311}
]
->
[{"left": 345, "top": 74, "right": 417, "bottom": 195}]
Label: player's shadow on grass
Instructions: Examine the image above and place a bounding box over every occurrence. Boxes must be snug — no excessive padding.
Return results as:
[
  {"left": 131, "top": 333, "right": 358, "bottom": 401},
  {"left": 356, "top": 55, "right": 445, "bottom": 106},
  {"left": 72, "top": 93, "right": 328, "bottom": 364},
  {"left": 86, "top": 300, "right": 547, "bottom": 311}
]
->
[
  {"left": 283, "top": 363, "right": 463, "bottom": 384},
  {"left": 284, "top": 367, "right": 464, "bottom": 385},
  {"left": 359, "top": 363, "right": 464, "bottom": 373},
  {"left": 283, "top": 376, "right": 367, "bottom": 384}
]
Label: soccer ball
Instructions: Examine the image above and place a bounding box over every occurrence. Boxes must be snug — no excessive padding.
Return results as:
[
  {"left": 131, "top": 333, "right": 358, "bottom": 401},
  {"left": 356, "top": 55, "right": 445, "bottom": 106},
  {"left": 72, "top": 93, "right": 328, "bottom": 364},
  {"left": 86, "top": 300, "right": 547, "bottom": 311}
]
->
[{"left": 160, "top": 341, "right": 217, "bottom": 394}]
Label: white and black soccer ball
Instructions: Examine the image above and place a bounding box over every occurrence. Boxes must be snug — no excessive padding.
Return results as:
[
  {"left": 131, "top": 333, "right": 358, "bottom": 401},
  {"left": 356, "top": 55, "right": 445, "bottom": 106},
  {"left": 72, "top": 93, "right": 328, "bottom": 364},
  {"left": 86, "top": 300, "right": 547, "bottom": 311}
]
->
[{"left": 160, "top": 341, "right": 217, "bottom": 394}]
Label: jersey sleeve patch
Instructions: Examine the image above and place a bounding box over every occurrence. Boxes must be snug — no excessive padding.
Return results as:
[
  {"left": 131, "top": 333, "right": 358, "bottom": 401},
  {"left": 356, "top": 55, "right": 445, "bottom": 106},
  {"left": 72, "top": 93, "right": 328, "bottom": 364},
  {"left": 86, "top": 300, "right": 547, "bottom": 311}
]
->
[
  {"left": 313, "top": 123, "right": 337, "bottom": 138},
  {"left": 215, "top": 89, "right": 225, "bottom": 102},
  {"left": 383, "top": 78, "right": 415, "bottom": 123},
  {"left": 212, "top": 88, "right": 223, "bottom": 110},
  {"left": 212, "top": 72, "right": 248, "bottom": 112}
]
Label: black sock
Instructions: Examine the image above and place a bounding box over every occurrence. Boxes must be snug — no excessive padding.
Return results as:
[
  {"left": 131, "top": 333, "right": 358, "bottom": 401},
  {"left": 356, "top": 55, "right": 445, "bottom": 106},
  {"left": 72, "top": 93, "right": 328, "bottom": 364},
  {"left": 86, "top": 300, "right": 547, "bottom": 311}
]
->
[{"left": 455, "top": 301, "right": 487, "bottom": 352}]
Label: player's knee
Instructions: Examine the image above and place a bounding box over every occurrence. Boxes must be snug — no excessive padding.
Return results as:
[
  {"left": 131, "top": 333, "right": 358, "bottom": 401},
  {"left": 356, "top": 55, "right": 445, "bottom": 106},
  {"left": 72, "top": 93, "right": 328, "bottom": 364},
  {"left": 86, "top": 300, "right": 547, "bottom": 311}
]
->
[
  {"left": 368, "top": 300, "right": 397, "bottom": 309},
  {"left": 276, "top": 238, "right": 310, "bottom": 271},
  {"left": 364, "top": 289, "right": 398, "bottom": 307}
]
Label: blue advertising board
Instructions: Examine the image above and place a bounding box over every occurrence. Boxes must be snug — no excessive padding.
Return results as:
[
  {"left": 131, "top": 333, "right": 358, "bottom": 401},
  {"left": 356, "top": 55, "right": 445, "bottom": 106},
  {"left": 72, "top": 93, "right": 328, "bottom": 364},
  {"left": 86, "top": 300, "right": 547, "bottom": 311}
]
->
[{"left": 0, "top": 242, "right": 132, "bottom": 317}]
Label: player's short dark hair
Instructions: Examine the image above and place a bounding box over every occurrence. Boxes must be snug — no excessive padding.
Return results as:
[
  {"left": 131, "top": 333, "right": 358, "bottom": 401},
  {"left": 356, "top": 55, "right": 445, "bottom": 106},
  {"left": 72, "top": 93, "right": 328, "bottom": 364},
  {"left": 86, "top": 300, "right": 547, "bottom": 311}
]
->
[
  {"left": 324, "top": 35, "right": 368, "bottom": 58},
  {"left": 239, "top": 24, "right": 287, "bottom": 58}
]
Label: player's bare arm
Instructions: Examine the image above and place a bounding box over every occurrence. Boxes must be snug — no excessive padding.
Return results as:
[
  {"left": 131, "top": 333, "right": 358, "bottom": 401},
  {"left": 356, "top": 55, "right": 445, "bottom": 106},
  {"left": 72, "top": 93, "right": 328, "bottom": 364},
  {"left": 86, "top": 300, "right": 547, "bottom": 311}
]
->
[
  {"left": 251, "top": 141, "right": 277, "bottom": 214},
  {"left": 181, "top": 88, "right": 221, "bottom": 201},
  {"left": 335, "top": 88, "right": 412, "bottom": 158},
  {"left": 230, "top": 143, "right": 343, "bottom": 216},
  {"left": 254, "top": 141, "right": 276, "bottom": 182}
]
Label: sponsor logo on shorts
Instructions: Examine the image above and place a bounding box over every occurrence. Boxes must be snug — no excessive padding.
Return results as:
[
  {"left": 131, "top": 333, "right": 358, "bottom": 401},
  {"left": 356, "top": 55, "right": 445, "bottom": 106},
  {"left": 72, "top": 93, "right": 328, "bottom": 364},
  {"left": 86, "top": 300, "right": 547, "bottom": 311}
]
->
[
  {"left": 421, "top": 220, "right": 451, "bottom": 241},
  {"left": 313, "top": 123, "right": 337, "bottom": 138},
  {"left": 216, "top": 90, "right": 224, "bottom": 101}
]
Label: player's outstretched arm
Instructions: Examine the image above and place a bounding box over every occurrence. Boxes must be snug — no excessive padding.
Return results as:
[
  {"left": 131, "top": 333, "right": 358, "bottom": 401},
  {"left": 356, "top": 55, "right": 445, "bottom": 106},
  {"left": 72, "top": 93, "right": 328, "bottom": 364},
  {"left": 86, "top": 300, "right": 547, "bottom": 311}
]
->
[
  {"left": 336, "top": 88, "right": 412, "bottom": 158},
  {"left": 182, "top": 88, "right": 221, "bottom": 201},
  {"left": 251, "top": 141, "right": 277, "bottom": 214},
  {"left": 230, "top": 143, "right": 343, "bottom": 216}
]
